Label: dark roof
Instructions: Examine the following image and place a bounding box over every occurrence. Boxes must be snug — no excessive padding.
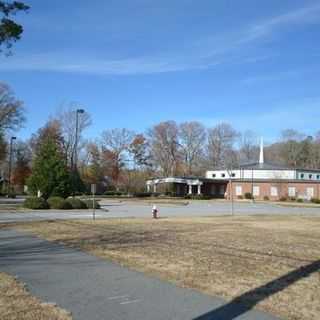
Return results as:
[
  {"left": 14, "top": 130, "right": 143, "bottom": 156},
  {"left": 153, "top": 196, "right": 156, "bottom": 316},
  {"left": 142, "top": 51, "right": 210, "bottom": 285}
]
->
[
  {"left": 239, "top": 162, "right": 291, "bottom": 170},
  {"left": 239, "top": 162, "right": 320, "bottom": 172}
]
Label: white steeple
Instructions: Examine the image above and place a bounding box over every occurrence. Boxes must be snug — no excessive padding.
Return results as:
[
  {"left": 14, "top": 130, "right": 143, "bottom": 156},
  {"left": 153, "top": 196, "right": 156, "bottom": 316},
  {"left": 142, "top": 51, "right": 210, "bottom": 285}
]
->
[{"left": 259, "top": 137, "right": 264, "bottom": 164}]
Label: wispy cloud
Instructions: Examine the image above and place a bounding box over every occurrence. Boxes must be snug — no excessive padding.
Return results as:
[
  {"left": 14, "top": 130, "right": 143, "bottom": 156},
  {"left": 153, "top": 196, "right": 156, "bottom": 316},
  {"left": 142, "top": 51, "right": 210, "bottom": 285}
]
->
[
  {"left": 1, "top": 3, "right": 320, "bottom": 75},
  {"left": 0, "top": 52, "right": 223, "bottom": 75},
  {"left": 194, "top": 97, "right": 320, "bottom": 140},
  {"left": 199, "top": 3, "right": 320, "bottom": 58},
  {"left": 241, "top": 67, "right": 317, "bottom": 85},
  {"left": 242, "top": 3, "right": 320, "bottom": 43}
]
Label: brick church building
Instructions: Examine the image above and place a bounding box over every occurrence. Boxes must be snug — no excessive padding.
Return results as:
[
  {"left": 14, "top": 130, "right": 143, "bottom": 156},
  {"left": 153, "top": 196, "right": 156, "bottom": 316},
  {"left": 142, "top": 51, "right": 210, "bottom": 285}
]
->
[{"left": 146, "top": 140, "right": 320, "bottom": 201}]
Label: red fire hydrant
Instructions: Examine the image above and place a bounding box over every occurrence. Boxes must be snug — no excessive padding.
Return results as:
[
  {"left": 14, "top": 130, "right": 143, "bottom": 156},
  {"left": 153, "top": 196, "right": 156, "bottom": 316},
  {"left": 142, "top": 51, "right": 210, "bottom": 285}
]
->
[{"left": 152, "top": 205, "right": 158, "bottom": 219}]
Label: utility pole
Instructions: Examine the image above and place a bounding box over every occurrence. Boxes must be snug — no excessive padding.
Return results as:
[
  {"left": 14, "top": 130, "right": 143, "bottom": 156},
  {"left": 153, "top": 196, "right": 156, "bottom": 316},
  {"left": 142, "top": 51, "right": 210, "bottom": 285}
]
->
[
  {"left": 73, "top": 108, "right": 85, "bottom": 196},
  {"left": 8, "top": 136, "right": 16, "bottom": 196}
]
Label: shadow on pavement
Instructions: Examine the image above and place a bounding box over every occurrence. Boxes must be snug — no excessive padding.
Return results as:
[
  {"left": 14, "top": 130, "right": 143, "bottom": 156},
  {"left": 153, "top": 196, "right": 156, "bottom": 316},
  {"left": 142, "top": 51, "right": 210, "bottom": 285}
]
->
[{"left": 194, "top": 259, "right": 320, "bottom": 320}]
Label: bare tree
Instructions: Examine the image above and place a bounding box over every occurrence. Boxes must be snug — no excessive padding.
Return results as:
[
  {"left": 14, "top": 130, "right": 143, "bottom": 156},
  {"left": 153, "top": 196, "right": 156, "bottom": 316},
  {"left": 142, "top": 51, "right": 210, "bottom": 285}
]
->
[
  {"left": 0, "top": 82, "right": 25, "bottom": 131},
  {"left": 101, "top": 128, "right": 135, "bottom": 187},
  {"left": 129, "top": 134, "right": 151, "bottom": 168},
  {"left": 281, "top": 129, "right": 305, "bottom": 142},
  {"left": 207, "top": 123, "right": 238, "bottom": 169},
  {"left": 178, "top": 121, "right": 206, "bottom": 175},
  {"left": 29, "top": 119, "right": 63, "bottom": 156},
  {"left": 279, "top": 129, "right": 306, "bottom": 167},
  {"left": 147, "top": 121, "right": 181, "bottom": 176},
  {"left": 55, "top": 106, "right": 92, "bottom": 167},
  {"left": 239, "top": 130, "right": 259, "bottom": 163}
]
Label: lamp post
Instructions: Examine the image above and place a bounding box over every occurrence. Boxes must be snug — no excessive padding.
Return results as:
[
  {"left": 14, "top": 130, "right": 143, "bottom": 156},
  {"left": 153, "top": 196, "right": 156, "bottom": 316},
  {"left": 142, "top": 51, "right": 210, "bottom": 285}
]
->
[
  {"left": 73, "top": 108, "right": 85, "bottom": 196},
  {"left": 74, "top": 108, "right": 85, "bottom": 170},
  {"left": 8, "top": 136, "right": 16, "bottom": 195}
]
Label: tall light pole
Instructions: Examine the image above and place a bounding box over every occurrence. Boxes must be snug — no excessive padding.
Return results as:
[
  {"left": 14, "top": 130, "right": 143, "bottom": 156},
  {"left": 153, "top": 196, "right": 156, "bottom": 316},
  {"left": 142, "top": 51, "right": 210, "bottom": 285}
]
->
[
  {"left": 8, "top": 136, "right": 16, "bottom": 195},
  {"left": 73, "top": 108, "right": 85, "bottom": 196}
]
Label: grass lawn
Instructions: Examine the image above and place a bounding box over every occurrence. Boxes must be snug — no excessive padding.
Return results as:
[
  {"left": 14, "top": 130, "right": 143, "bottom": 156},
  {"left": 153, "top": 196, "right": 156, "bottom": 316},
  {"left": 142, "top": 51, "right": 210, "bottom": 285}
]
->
[
  {"left": 0, "top": 272, "right": 72, "bottom": 320},
  {"left": 13, "top": 215, "right": 320, "bottom": 320}
]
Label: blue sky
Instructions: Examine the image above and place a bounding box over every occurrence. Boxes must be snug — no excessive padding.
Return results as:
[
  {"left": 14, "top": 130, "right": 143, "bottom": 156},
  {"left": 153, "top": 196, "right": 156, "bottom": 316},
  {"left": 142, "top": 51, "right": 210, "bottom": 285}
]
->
[{"left": 1, "top": 0, "right": 320, "bottom": 142}]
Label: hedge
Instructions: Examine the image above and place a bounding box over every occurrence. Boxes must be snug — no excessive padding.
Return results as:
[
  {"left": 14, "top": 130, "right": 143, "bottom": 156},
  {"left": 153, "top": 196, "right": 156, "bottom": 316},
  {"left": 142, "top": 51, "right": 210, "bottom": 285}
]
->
[
  {"left": 311, "top": 198, "right": 320, "bottom": 204},
  {"left": 83, "top": 199, "right": 101, "bottom": 209},
  {"left": 133, "top": 192, "right": 152, "bottom": 198},
  {"left": 66, "top": 198, "right": 88, "bottom": 209},
  {"left": 244, "top": 192, "right": 253, "bottom": 200},
  {"left": 48, "top": 197, "right": 72, "bottom": 210},
  {"left": 104, "top": 191, "right": 124, "bottom": 196},
  {"left": 24, "top": 197, "right": 49, "bottom": 210},
  {"left": 184, "top": 194, "right": 213, "bottom": 200}
]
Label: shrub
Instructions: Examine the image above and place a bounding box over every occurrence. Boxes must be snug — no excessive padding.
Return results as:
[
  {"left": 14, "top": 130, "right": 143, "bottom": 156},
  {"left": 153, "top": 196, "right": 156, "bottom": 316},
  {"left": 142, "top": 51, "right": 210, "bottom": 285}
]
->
[
  {"left": 263, "top": 196, "right": 269, "bottom": 201},
  {"left": 48, "top": 197, "right": 72, "bottom": 210},
  {"left": 66, "top": 198, "right": 88, "bottom": 209},
  {"left": 83, "top": 199, "right": 101, "bottom": 209},
  {"left": 24, "top": 197, "right": 49, "bottom": 210},
  {"left": 133, "top": 192, "right": 152, "bottom": 198},
  {"left": 279, "top": 196, "right": 287, "bottom": 202},
  {"left": 237, "top": 195, "right": 244, "bottom": 200},
  {"left": 311, "top": 198, "right": 320, "bottom": 204},
  {"left": 289, "top": 197, "right": 296, "bottom": 201},
  {"left": 296, "top": 198, "right": 304, "bottom": 203},
  {"left": 104, "top": 191, "right": 124, "bottom": 197},
  {"left": 151, "top": 192, "right": 160, "bottom": 197},
  {"left": 244, "top": 192, "right": 253, "bottom": 200},
  {"left": 7, "top": 192, "right": 16, "bottom": 199},
  {"left": 184, "top": 194, "right": 213, "bottom": 200}
]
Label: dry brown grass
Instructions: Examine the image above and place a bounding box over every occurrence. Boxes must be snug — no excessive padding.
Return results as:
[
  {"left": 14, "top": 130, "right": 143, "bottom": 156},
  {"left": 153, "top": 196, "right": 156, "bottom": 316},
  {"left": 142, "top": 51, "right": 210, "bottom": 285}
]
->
[
  {"left": 14, "top": 215, "right": 320, "bottom": 320},
  {"left": 0, "top": 272, "right": 72, "bottom": 320}
]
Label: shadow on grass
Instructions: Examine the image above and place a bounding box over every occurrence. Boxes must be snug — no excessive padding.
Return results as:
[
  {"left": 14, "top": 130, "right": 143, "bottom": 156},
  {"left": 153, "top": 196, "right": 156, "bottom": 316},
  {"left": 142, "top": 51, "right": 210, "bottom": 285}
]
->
[{"left": 194, "top": 259, "right": 320, "bottom": 320}]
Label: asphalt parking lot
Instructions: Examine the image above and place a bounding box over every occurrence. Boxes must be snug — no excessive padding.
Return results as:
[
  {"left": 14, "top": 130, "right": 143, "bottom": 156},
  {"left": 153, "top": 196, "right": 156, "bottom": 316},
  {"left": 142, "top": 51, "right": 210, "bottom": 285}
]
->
[{"left": 0, "top": 199, "right": 320, "bottom": 223}]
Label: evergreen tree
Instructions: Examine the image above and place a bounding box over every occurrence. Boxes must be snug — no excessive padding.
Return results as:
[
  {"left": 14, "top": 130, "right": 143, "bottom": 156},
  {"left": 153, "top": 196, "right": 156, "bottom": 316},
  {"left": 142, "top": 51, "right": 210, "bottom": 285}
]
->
[{"left": 27, "top": 138, "right": 72, "bottom": 199}]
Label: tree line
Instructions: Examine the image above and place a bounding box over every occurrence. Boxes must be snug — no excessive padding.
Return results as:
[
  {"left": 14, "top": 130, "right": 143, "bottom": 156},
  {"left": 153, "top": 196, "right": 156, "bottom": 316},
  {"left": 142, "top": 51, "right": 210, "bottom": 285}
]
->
[{"left": 1, "top": 81, "right": 320, "bottom": 196}]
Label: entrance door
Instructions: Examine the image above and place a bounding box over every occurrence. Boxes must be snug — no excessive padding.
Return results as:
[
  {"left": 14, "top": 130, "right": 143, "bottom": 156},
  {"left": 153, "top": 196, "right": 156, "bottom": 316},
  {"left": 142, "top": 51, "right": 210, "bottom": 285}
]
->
[{"left": 306, "top": 187, "right": 314, "bottom": 200}]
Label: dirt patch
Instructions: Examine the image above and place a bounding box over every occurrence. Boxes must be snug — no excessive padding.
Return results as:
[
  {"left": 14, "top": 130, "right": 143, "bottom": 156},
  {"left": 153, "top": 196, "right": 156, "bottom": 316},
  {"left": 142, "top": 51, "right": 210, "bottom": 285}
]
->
[
  {"left": 14, "top": 215, "right": 320, "bottom": 320},
  {"left": 0, "top": 272, "right": 72, "bottom": 320}
]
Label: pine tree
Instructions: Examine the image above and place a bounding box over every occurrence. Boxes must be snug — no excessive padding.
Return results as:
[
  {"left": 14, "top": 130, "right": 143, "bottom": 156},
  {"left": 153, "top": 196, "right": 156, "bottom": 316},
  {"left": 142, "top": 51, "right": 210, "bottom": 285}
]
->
[{"left": 27, "top": 138, "right": 72, "bottom": 199}]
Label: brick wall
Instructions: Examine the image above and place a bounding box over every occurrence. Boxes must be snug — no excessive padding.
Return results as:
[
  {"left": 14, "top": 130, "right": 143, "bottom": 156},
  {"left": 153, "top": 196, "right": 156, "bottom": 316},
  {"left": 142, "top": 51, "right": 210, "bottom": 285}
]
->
[{"left": 226, "top": 180, "right": 320, "bottom": 200}]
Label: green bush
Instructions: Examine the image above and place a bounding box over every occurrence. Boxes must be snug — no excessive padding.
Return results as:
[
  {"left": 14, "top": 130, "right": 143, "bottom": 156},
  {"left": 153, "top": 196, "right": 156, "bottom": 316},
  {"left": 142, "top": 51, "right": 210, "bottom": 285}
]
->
[
  {"left": 263, "top": 196, "right": 269, "bottom": 201},
  {"left": 296, "top": 198, "right": 304, "bottom": 203},
  {"left": 311, "top": 198, "right": 320, "bottom": 204},
  {"left": 48, "top": 197, "right": 72, "bottom": 209},
  {"left": 104, "top": 191, "right": 123, "bottom": 196},
  {"left": 66, "top": 198, "right": 88, "bottom": 209},
  {"left": 279, "top": 196, "right": 287, "bottom": 202},
  {"left": 83, "top": 199, "right": 101, "bottom": 209},
  {"left": 244, "top": 192, "right": 253, "bottom": 199},
  {"left": 289, "top": 197, "right": 296, "bottom": 201},
  {"left": 7, "top": 192, "right": 16, "bottom": 199},
  {"left": 24, "top": 197, "right": 49, "bottom": 210},
  {"left": 184, "top": 194, "right": 213, "bottom": 200},
  {"left": 133, "top": 192, "right": 152, "bottom": 198}
]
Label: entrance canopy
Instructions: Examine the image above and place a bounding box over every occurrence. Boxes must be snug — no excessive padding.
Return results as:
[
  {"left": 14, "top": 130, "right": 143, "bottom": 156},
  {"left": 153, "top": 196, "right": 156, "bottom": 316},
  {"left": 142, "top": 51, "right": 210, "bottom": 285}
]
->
[{"left": 146, "top": 176, "right": 227, "bottom": 197}]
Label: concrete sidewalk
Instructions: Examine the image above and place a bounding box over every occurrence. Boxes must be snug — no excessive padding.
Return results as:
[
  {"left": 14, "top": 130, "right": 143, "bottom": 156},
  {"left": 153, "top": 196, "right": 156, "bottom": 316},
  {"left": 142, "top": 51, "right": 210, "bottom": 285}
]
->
[{"left": 0, "top": 229, "right": 280, "bottom": 320}]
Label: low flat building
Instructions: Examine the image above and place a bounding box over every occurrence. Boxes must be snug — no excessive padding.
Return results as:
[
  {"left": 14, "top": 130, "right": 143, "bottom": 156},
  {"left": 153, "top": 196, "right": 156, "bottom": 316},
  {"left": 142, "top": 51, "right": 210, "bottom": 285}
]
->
[
  {"left": 146, "top": 139, "right": 320, "bottom": 200},
  {"left": 146, "top": 176, "right": 227, "bottom": 198}
]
